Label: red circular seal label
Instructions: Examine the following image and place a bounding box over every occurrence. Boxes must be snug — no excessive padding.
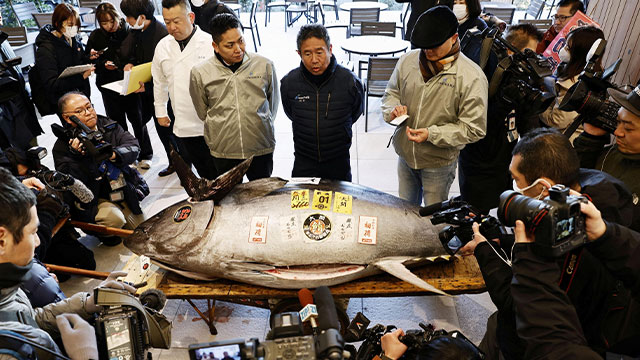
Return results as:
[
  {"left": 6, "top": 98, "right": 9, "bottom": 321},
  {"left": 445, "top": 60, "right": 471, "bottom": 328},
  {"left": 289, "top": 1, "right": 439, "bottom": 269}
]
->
[{"left": 173, "top": 205, "right": 192, "bottom": 223}]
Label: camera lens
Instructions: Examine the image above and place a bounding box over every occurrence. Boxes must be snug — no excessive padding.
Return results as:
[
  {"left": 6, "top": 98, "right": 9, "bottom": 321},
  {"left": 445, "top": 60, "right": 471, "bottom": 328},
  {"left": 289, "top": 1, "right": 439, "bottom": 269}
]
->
[{"left": 497, "top": 190, "right": 547, "bottom": 229}]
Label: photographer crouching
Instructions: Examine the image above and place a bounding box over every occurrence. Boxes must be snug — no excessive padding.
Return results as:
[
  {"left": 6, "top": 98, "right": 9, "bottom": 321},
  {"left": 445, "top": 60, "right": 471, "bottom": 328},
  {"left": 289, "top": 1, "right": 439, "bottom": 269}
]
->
[
  {"left": 574, "top": 83, "right": 640, "bottom": 231},
  {"left": 0, "top": 167, "right": 137, "bottom": 359},
  {"left": 509, "top": 201, "right": 640, "bottom": 359},
  {"left": 459, "top": 128, "right": 640, "bottom": 359},
  {"left": 53, "top": 91, "right": 148, "bottom": 246}
]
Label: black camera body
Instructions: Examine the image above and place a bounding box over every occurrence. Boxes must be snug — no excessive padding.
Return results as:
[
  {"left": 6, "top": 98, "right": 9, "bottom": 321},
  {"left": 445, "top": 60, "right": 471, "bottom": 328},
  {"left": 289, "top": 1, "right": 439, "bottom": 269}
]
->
[
  {"left": 93, "top": 287, "right": 172, "bottom": 360},
  {"left": 559, "top": 39, "right": 622, "bottom": 136},
  {"left": 51, "top": 115, "right": 113, "bottom": 163},
  {"left": 0, "top": 31, "right": 23, "bottom": 104},
  {"left": 429, "top": 204, "right": 512, "bottom": 255},
  {"left": 498, "top": 185, "right": 588, "bottom": 257},
  {"left": 462, "top": 26, "right": 555, "bottom": 117}
]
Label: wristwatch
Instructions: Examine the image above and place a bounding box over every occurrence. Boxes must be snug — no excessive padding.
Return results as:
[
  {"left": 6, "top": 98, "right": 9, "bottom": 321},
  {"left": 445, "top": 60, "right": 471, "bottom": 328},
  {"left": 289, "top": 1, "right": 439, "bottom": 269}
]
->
[{"left": 373, "top": 353, "right": 395, "bottom": 360}]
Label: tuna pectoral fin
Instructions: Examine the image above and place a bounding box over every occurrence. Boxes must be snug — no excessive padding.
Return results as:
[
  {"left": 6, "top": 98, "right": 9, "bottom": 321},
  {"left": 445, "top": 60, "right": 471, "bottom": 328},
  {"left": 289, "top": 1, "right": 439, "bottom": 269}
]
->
[
  {"left": 170, "top": 149, "right": 253, "bottom": 202},
  {"left": 374, "top": 258, "right": 449, "bottom": 296}
]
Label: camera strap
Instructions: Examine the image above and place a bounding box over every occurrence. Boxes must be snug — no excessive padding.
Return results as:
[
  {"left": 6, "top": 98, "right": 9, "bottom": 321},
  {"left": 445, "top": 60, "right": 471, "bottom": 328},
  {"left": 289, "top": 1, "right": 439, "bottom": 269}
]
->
[
  {"left": 0, "top": 330, "right": 70, "bottom": 360},
  {"left": 563, "top": 114, "right": 586, "bottom": 139},
  {"left": 557, "top": 248, "right": 584, "bottom": 293}
]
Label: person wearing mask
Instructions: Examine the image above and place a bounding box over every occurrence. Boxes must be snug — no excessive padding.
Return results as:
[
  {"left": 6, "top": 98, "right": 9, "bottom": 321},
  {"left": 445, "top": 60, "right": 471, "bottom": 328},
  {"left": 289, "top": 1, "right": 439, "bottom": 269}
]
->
[
  {"left": 453, "top": 0, "right": 487, "bottom": 39},
  {"left": 152, "top": 0, "right": 218, "bottom": 180},
  {"left": 119, "top": 0, "right": 179, "bottom": 176},
  {"left": 540, "top": 26, "right": 604, "bottom": 140},
  {"left": 0, "top": 167, "right": 136, "bottom": 360},
  {"left": 86, "top": 2, "right": 154, "bottom": 169},
  {"left": 460, "top": 128, "right": 640, "bottom": 359},
  {"left": 33, "top": 4, "right": 94, "bottom": 116},
  {"left": 536, "top": 0, "right": 585, "bottom": 54},
  {"left": 382, "top": 6, "right": 487, "bottom": 206},
  {"left": 189, "top": 14, "right": 279, "bottom": 180},
  {"left": 280, "top": 24, "right": 364, "bottom": 181}
]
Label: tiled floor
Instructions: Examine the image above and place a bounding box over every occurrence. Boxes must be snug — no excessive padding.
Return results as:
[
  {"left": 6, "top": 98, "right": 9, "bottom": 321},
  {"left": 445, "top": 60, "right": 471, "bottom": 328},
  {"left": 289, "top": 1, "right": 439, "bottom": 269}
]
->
[{"left": 40, "top": 8, "right": 535, "bottom": 358}]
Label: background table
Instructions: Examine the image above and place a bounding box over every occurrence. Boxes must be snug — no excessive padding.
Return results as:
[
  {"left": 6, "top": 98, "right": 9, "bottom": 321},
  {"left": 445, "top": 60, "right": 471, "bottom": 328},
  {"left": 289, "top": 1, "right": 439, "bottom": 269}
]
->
[
  {"left": 341, "top": 35, "right": 410, "bottom": 58},
  {"left": 339, "top": 1, "right": 389, "bottom": 11}
]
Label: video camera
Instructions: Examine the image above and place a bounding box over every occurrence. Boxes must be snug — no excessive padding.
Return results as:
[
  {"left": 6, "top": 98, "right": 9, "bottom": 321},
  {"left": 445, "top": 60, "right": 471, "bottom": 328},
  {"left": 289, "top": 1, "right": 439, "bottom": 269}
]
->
[
  {"left": 343, "top": 312, "right": 483, "bottom": 360},
  {"left": 93, "top": 287, "right": 172, "bottom": 360},
  {"left": 498, "top": 185, "right": 588, "bottom": 257},
  {"left": 462, "top": 26, "right": 555, "bottom": 117},
  {"left": 0, "top": 31, "right": 23, "bottom": 104},
  {"left": 51, "top": 115, "right": 113, "bottom": 163},
  {"left": 559, "top": 39, "right": 623, "bottom": 136},
  {"left": 188, "top": 287, "right": 345, "bottom": 360},
  {"left": 420, "top": 197, "right": 512, "bottom": 256}
]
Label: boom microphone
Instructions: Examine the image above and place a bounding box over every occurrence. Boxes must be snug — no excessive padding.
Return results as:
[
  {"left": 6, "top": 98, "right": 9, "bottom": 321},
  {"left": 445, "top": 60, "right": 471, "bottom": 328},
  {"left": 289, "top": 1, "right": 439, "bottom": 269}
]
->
[
  {"left": 314, "top": 286, "right": 344, "bottom": 360},
  {"left": 68, "top": 178, "right": 94, "bottom": 203},
  {"left": 298, "top": 288, "right": 319, "bottom": 334},
  {"left": 419, "top": 196, "right": 465, "bottom": 217}
]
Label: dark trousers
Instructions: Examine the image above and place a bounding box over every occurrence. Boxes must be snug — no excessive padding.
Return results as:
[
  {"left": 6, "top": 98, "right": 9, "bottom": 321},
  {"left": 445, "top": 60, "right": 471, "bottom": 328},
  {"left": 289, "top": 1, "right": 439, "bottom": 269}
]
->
[
  {"left": 212, "top": 152, "right": 273, "bottom": 181},
  {"left": 101, "top": 89, "right": 153, "bottom": 161},
  {"left": 177, "top": 135, "right": 218, "bottom": 180},
  {"left": 292, "top": 155, "right": 352, "bottom": 182},
  {"left": 140, "top": 89, "right": 180, "bottom": 165}
]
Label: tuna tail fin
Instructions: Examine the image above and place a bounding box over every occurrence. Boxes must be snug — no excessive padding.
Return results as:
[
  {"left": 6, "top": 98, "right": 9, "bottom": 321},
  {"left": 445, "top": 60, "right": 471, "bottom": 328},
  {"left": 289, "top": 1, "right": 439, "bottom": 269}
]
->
[
  {"left": 374, "top": 258, "right": 449, "bottom": 296},
  {"left": 169, "top": 149, "right": 253, "bottom": 202}
]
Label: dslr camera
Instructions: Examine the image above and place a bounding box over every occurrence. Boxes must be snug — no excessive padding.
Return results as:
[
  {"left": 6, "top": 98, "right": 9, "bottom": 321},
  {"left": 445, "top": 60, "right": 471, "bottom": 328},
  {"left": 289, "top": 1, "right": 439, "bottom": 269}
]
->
[
  {"left": 559, "top": 38, "right": 622, "bottom": 136},
  {"left": 0, "top": 31, "right": 23, "bottom": 104},
  {"left": 93, "top": 287, "right": 172, "bottom": 360},
  {"left": 51, "top": 115, "right": 113, "bottom": 163},
  {"left": 498, "top": 185, "right": 588, "bottom": 257}
]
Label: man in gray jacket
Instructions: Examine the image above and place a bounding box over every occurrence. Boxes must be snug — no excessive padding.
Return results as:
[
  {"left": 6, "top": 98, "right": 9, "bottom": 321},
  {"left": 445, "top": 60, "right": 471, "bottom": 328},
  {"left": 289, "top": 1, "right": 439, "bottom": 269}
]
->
[
  {"left": 0, "top": 168, "right": 136, "bottom": 359},
  {"left": 189, "top": 14, "right": 279, "bottom": 180},
  {"left": 382, "top": 6, "right": 487, "bottom": 206}
]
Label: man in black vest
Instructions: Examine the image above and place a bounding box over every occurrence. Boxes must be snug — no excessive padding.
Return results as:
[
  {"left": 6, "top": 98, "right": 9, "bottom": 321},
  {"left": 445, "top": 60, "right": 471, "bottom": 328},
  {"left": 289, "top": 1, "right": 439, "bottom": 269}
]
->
[{"left": 280, "top": 24, "right": 364, "bottom": 181}]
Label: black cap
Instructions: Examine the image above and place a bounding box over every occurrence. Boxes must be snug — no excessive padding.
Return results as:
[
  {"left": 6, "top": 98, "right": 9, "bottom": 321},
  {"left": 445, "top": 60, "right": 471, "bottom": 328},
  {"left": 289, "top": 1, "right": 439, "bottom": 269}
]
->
[
  {"left": 410, "top": 5, "right": 459, "bottom": 50},
  {"left": 609, "top": 85, "right": 640, "bottom": 118}
]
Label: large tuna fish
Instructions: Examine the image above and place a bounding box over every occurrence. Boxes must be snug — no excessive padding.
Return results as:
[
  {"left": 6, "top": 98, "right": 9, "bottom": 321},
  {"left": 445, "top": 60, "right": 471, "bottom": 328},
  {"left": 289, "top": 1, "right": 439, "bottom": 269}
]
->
[{"left": 125, "top": 152, "right": 451, "bottom": 295}]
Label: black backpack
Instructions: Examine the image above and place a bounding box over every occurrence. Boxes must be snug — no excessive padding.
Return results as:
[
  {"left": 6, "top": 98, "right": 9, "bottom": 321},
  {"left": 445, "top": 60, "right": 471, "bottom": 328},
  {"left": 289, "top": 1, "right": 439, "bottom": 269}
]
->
[{"left": 28, "top": 64, "right": 55, "bottom": 116}]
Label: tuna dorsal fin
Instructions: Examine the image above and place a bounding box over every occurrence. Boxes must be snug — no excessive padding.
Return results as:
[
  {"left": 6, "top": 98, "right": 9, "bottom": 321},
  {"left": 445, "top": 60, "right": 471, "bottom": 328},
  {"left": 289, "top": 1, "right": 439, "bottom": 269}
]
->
[
  {"left": 374, "top": 257, "right": 449, "bottom": 296},
  {"left": 169, "top": 149, "right": 253, "bottom": 202}
]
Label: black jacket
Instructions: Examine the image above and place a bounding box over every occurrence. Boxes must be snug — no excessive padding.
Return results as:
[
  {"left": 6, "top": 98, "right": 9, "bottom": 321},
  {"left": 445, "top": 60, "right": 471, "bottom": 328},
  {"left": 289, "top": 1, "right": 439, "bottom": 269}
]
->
[
  {"left": 280, "top": 56, "right": 364, "bottom": 162},
  {"left": 395, "top": 0, "right": 438, "bottom": 41},
  {"left": 475, "top": 168, "right": 639, "bottom": 358},
  {"left": 52, "top": 115, "right": 142, "bottom": 221},
  {"left": 86, "top": 19, "right": 130, "bottom": 86},
  {"left": 574, "top": 132, "right": 640, "bottom": 231},
  {"left": 0, "top": 39, "right": 42, "bottom": 150},
  {"left": 34, "top": 25, "right": 91, "bottom": 109}
]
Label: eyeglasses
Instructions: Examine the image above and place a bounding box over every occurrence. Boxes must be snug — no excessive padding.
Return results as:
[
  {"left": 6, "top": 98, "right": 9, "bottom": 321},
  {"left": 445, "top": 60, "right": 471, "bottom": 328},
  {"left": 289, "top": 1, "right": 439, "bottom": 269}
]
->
[
  {"left": 553, "top": 14, "right": 572, "bottom": 21},
  {"left": 63, "top": 103, "right": 95, "bottom": 116}
]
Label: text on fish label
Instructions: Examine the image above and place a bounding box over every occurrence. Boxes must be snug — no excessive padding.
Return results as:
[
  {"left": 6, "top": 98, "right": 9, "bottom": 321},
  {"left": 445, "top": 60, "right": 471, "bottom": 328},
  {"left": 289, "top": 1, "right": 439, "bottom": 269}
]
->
[
  {"left": 312, "top": 190, "right": 333, "bottom": 211},
  {"left": 290, "top": 189, "right": 310, "bottom": 209},
  {"left": 249, "top": 216, "right": 269, "bottom": 244},
  {"left": 358, "top": 216, "right": 378, "bottom": 245},
  {"left": 333, "top": 192, "right": 353, "bottom": 214}
]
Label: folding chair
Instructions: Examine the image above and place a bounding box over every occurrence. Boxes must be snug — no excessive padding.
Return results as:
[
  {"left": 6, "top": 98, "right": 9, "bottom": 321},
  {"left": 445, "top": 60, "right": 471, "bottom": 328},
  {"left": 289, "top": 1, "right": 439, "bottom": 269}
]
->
[
  {"left": 364, "top": 57, "right": 399, "bottom": 132},
  {"left": 347, "top": 7, "right": 379, "bottom": 38},
  {"left": 483, "top": 6, "right": 515, "bottom": 25},
  {"left": 241, "top": 0, "right": 261, "bottom": 52}
]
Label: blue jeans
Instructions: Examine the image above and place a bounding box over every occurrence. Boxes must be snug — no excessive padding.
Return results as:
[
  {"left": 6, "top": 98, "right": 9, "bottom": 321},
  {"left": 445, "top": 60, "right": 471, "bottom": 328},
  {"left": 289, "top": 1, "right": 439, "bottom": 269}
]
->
[{"left": 397, "top": 157, "right": 457, "bottom": 206}]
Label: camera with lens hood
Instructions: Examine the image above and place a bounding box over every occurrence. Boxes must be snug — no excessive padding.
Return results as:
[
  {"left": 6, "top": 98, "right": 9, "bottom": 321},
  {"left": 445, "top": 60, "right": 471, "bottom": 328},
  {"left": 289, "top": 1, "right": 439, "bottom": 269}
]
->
[{"left": 498, "top": 185, "right": 588, "bottom": 257}]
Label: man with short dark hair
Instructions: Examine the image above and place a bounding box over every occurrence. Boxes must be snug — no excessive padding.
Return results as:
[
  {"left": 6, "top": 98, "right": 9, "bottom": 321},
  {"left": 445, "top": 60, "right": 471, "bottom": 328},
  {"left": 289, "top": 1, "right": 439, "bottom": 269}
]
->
[
  {"left": 382, "top": 6, "right": 487, "bottom": 206},
  {"left": 153, "top": 0, "right": 218, "bottom": 179},
  {"left": 189, "top": 14, "right": 278, "bottom": 180},
  {"left": 461, "top": 128, "right": 640, "bottom": 359},
  {"left": 574, "top": 84, "right": 640, "bottom": 230},
  {"left": 536, "top": 0, "right": 585, "bottom": 54},
  {"left": 504, "top": 23, "right": 542, "bottom": 53},
  {"left": 280, "top": 24, "right": 364, "bottom": 181},
  {"left": 52, "top": 92, "right": 146, "bottom": 246}
]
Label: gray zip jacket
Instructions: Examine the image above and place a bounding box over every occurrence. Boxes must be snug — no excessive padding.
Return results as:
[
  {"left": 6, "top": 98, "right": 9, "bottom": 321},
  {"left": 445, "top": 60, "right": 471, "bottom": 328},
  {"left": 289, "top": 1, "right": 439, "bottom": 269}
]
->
[
  {"left": 0, "top": 285, "right": 92, "bottom": 359},
  {"left": 189, "top": 52, "right": 279, "bottom": 159},
  {"left": 382, "top": 50, "right": 488, "bottom": 169}
]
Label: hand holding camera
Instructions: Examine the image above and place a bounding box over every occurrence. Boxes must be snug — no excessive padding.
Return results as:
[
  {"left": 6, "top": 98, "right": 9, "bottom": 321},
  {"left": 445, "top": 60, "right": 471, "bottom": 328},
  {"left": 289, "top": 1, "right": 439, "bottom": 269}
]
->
[
  {"left": 380, "top": 329, "right": 408, "bottom": 360},
  {"left": 56, "top": 313, "right": 99, "bottom": 360},
  {"left": 85, "top": 271, "right": 136, "bottom": 313}
]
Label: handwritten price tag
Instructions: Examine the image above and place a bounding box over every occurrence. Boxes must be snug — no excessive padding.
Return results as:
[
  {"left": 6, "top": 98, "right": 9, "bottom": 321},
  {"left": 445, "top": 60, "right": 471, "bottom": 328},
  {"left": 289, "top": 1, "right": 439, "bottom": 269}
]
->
[
  {"left": 333, "top": 192, "right": 353, "bottom": 214},
  {"left": 290, "top": 190, "right": 310, "bottom": 210}
]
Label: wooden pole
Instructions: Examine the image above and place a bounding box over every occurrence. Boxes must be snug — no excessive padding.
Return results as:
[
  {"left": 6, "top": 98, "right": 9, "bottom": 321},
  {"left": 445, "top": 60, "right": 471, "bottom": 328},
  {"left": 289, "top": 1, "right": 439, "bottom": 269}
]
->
[
  {"left": 69, "top": 220, "right": 134, "bottom": 237},
  {"left": 44, "top": 264, "right": 110, "bottom": 279}
]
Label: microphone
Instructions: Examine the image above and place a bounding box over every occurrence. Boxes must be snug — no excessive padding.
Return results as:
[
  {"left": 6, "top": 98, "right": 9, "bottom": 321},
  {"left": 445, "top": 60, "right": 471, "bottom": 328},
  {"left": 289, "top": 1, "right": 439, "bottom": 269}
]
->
[
  {"left": 419, "top": 195, "right": 465, "bottom": 217},
  {"left": 69, "top": 178, "right": 94, "bottom": 203},
  {"left": 314, "top": 286, "right": 344, "bottom": 360},
  {"left": 298, "top": 288, "right": 319, "bottom": 334}
]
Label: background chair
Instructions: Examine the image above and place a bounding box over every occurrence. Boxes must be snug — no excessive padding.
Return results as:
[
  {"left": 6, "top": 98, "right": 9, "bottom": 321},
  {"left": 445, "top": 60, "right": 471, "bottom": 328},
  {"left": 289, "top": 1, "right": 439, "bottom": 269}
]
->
[
  {"left": 0, "top": 26, "right": 28, "bottom": 46},
  {"left": 483, "top": 6, "right": 515, "bottom": 25},
  {"left": 265, "top": 0, "right": 288, "bottom": 26},
  {"left": 241, "top": 0, "right": 261, "bottom": 52},
  {"left": 361, "top": 21, "right": 396, "bottom": 37},
  {"left": 524, "top": 0, "right": 546, "bottom": 19},
  {"left": 347, "top": 7, "right": 379, "bottom": 37},
  {"left": 399, "top": 2, "right": 410, "bottom": 39},
  {"left": 363, "top": 57, "right": 399, "bottom": 132},
  {"left": 318, "top": 0, "right": 338, "bottom": 20},
  {"left": 284, "top": 0, "right": 315, "bottom": 31},
  {"left": 9, "top": 0, "right": 40, "bottom": 30},
  {"left": 32, "top": 12, "right": 53, "bottom": 28},
  {"left": 517, "top": 18, "right": 553, "bottom": 32}
]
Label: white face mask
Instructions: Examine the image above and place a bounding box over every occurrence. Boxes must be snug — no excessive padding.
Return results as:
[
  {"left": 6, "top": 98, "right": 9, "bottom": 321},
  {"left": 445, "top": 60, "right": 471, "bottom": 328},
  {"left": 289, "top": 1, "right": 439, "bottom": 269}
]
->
[
  {"left": 453, "top": 4, "right": 468, "bottom": 22},
  {"left": 130, "top": 16, "right": 145, "bottom": 30},
  {"left": 513, "top": 178, "right": 552, "bottom": 200},
  {"left": 558, "top": 46, "right": 571, "bottom": 63},
  {"left": 64, "top": 25, "right": 78, "bottom": 38}
]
